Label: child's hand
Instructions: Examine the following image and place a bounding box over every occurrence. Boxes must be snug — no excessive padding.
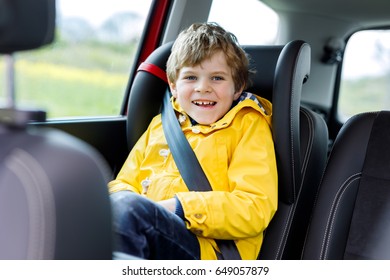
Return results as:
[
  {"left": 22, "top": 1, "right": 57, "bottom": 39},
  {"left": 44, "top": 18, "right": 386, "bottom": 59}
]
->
[{"left": 157, "top": 198, "right": 176, "bottom": 213}]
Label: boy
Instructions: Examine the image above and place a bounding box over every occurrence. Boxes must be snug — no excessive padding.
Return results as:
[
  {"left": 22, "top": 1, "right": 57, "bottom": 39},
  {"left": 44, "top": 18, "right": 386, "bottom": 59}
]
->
[{"left": 108, "top": 22, "right": 277, "bottom": 260}]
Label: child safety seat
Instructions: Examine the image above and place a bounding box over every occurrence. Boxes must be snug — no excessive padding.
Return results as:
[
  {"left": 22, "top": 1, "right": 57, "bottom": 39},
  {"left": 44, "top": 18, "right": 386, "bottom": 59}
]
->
[{"left": 126, "top": 40, "right": 328, "bottom": 259}]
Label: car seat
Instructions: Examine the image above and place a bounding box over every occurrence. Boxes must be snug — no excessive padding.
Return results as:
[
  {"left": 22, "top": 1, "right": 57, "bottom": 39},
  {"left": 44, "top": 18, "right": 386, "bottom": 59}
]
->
[
  {"left": 0, "top": 0, "right": 112, "bottom": 259},
  {"left": 302, "top": 111, "right": 390, "bottom": 259},
  {"left": 126, "top": 40, "right": 328, "bottom": 259}
]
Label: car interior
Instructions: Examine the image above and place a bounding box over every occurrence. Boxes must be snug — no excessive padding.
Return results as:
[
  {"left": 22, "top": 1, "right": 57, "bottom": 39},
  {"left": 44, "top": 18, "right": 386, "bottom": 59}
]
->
[{"left": 1, "top": 0, "right": 390, "bottom": 260}]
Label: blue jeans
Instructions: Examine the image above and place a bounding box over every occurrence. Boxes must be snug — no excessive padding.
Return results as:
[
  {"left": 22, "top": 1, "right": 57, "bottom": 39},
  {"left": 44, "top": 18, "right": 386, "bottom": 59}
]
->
[{"left": 110, "top": 191, "right": 201, "bottom": 260}]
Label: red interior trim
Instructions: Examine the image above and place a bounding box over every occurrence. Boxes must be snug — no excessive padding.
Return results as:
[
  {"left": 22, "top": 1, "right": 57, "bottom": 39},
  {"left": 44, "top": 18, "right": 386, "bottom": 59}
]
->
[
  {"left": 138, "top": 62, "right": 168, "bottom": 84},
  {"left": 139, "top": 0, "right": 171, "bottom": 64}
]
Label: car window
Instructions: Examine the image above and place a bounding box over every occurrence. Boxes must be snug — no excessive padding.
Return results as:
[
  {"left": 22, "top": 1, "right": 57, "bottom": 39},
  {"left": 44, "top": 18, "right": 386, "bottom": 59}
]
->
[
  {"left": 0, "top": 0, "right": 152, "bottom": 119},
  {"left": 339, "top": 29, "right": 390, "bottom": 121},
  {"left": 208, "top": 0, "right": 278, "bottom": 45}
]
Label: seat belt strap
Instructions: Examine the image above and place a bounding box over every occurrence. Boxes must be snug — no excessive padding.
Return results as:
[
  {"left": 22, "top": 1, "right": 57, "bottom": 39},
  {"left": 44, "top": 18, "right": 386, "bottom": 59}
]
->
[
  {"left": 161, "top": 89, "right": 212, "bottom": 191},
  {"left": 162, "top": 88, "right": 241, "bottom": 260}
]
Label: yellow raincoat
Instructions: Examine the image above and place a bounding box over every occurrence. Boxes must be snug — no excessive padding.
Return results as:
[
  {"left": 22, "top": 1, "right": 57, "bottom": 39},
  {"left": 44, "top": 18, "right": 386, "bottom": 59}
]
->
[{"left": 108, "top": 93, "right": 278, "bottom": 260}]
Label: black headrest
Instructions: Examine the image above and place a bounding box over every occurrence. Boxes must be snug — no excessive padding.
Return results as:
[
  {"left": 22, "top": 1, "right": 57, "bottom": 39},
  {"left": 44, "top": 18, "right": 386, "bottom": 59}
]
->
[
  {"left": 244, "top": 45, "right": 284, "bottom": 102},
  {"left": 0, "top": 0, "right": 55, "bottom": 53}
]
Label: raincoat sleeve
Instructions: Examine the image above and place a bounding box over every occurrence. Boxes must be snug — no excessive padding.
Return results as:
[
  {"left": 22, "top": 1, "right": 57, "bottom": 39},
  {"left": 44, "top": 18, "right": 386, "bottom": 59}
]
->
[
  {"left": 107, "top": 125, "right": 151, "bottom": 195},
  {"left": 176, "top": 111, "right": 278, "bottom": 239}
]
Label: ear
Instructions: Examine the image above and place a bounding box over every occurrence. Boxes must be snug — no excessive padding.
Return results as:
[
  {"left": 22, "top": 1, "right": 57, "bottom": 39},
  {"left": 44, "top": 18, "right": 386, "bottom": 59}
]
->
[
  {"left": 233, "top": 86, "right": 244, "bottom": 100},
  {"left": 169, "top": 82, "right": 178, "bottom": 98}
]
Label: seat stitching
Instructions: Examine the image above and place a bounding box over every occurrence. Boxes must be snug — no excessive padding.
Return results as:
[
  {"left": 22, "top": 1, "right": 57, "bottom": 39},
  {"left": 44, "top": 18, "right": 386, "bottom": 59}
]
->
[
  {"left": 299, "top": 108, "right": 314, "bottom": 179},
  {"left": 5, "top": 148, "right": 56, "bottom": 260},
  {"left": 289, "top": 43, "right": 309, "bottom": 201},
  {"left": 276, "top": 110, "right": 314, "bottom": 259},
  {"left": 274, "top": 44, "right": 306, "bottom": 258},
  {"left": 320, "top": 173, "right": 361, "bottom": 259},
  {"left": 274, "top": 205, "right": 296, "bottom": 259}
]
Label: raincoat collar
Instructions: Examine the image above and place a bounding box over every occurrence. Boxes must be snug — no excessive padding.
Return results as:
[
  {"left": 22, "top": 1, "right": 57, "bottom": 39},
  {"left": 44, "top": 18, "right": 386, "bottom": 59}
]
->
[{"left": 171, "top": 91, "right": 272, "bottom": 131}]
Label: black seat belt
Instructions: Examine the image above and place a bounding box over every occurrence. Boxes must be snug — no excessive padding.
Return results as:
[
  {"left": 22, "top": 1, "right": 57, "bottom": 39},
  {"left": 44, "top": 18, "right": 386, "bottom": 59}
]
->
[{"left": 161, "top": 88, "right": 241, "bottom": 260}]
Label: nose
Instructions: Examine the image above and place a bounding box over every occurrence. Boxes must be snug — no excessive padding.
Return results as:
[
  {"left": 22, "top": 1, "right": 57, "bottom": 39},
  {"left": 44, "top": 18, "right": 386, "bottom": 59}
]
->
[{"left": 195, "top": 78, "right": 211, "bottom": 93}]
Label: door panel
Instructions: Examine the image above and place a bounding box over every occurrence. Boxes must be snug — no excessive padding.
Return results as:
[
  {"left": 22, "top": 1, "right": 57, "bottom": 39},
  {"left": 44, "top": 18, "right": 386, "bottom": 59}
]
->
[{"left": 30, "top": 117, "right": 129, "bottom": 178}]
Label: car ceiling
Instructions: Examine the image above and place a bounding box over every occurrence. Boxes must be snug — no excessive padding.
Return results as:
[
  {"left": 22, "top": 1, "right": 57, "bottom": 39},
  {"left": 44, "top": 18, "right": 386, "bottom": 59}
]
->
[{"left": 262, "top": 0, "right": 390, "bottom": 26}]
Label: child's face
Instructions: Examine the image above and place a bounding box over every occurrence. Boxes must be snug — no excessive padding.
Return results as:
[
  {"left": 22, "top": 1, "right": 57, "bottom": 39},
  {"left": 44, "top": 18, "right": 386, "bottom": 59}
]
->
[{"left": 170, "top": 51, "right": 242, "bottom": 125}]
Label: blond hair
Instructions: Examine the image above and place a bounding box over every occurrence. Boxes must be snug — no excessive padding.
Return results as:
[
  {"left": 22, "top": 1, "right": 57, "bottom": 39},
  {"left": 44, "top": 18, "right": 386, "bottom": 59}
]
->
[{"left": 166, "top": 22, "right": 250, "bottom": 92}]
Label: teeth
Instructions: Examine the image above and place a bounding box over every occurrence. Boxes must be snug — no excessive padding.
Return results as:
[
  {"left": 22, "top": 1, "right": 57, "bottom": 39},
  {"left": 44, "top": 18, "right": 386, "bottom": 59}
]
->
[{"left": 193, "top": 101, "right": 216, "bottom": 106}]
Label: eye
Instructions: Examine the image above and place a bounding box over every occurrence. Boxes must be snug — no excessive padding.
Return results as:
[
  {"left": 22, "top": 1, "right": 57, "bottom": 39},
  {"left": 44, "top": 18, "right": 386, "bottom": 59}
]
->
[
  {"left": 184, "top": 75, "right": 197, "bottom": 81},
  {"left": 212, "top": 76, "right": 224, "bottom": 81}
]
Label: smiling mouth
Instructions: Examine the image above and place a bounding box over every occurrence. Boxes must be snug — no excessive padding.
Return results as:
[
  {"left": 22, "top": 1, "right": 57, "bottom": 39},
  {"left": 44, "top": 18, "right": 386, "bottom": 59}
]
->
[{"left": 192, "top": 100, "right": 216, "bottom": 106}]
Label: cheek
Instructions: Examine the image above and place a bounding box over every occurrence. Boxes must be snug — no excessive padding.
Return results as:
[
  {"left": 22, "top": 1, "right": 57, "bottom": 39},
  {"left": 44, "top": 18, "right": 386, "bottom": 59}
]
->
[{"left": 173, "top": 84, "right": 192, "bottom": 98}]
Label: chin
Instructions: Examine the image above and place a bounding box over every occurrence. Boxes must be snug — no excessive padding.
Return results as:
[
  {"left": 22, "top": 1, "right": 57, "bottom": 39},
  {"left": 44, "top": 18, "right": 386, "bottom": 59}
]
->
[{"left": 196, "top": 118, "right": 215, "bottom": 125}]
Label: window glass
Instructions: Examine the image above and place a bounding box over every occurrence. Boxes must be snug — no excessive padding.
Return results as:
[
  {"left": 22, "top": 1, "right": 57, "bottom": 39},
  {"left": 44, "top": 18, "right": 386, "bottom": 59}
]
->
[
  {"left": 208, "top": 0, "right": 278, "bottom": 45},
  {"left": 0, "top": 0, "right": 152, "bottom": 119},
  {"left": 339, "top": 30, "right": 390, "bottom": 121}
]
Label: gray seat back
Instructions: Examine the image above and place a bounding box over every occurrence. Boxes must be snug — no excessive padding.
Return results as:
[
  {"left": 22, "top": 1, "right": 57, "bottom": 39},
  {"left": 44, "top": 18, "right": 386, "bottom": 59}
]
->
[{"left": 303, "top": 111, "right": 390, "bottom": 259}]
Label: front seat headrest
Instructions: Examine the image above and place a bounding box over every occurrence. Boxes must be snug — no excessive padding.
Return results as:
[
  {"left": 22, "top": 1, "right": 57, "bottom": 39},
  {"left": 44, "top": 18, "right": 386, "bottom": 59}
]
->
[{"left": 0, "top": 0, "right": 55, "bottom": 53}]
